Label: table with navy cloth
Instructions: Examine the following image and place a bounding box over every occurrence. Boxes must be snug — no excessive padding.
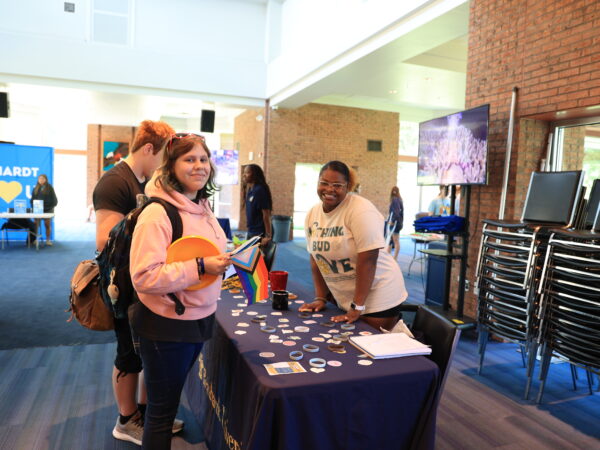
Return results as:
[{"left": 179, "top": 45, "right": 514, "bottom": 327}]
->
[{"left": 184, "top": 279, "right": 439, "bottom": 450}]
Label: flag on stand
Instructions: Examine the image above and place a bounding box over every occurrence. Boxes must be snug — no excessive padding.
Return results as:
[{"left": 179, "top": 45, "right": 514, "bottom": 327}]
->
[{"left": 230, "top": 243, "right": 269, "bottom": 305}]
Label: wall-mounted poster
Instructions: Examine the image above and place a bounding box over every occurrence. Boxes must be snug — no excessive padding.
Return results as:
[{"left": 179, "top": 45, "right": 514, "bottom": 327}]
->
[
  {"left": 212, "top": 149, "right": 239, "bottom": 185},
  {"left": 103, "top": 141, "right": 129, "bottom": 171}
]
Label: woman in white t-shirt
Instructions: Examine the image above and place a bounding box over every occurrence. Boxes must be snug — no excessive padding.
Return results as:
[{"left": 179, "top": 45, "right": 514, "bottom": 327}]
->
[{"left": 300, "top": 161, "right": 408, "bottom": 331}]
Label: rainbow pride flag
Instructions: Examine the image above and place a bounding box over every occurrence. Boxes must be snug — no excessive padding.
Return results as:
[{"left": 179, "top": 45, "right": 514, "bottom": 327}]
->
[{"left": 231, "top": 244, "right": 269, "bottom": 305}]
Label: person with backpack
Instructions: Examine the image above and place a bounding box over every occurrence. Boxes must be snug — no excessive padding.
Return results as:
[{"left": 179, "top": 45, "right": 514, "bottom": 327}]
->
[
  {"left": 93, "top": 120, "right": 176, "bottom": 446},
  {"left": 129, "top": 133, "right": 231, "bottom": 449}
]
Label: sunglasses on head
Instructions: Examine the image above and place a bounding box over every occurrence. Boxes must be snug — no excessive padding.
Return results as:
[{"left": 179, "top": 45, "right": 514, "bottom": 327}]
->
[{"left": 166, "top": 133, "right": 205, "bottom": 152}]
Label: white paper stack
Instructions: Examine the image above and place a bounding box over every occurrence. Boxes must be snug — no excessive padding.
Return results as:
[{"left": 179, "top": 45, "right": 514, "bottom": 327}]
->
[{"left": 349, "top": 332, "right": 431, "bottom": 359}]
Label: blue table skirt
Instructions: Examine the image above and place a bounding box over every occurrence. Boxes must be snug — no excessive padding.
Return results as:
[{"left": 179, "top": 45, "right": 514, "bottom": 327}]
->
[{"left": 185, "top": 279, "right": 439, "bottom": 450}]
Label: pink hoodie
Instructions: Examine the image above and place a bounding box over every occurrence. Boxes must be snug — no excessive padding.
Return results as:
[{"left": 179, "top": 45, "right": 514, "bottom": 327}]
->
[{"left": 130, "top": 174, "right": 226, "bottom": 320}]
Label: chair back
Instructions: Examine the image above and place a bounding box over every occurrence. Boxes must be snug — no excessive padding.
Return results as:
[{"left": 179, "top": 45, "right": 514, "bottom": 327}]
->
[
  {"left": 412, "top": 306, "right": 461, "bottom": 395},
  {"left": 584, "top": 179, "right": 600, "bottom": 230},
  {"left": 409, "top": 306, "right": 461, "bottom": 450},
  {"left": 261, "top": 240, "right": 277, "bottom": 272},
  {"left": 521, "top": 170, "right": 584, "bottom": 226}
]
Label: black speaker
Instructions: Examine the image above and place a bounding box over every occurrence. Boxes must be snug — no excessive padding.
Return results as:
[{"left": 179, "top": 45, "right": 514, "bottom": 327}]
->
[
  {"left": 0, "top": 93, "right": 8, "bottom": 118},
  {"left": 200, "top": 109, "right": 215, "bottom": 133}
]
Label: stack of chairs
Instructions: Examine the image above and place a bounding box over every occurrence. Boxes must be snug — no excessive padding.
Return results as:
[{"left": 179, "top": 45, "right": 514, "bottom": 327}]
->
[
  {"left": 474, "top": 170, "right": 584, "bottom": 398},
  {"left": 535, "top": 179, "right": 600, "bottom": 403}
]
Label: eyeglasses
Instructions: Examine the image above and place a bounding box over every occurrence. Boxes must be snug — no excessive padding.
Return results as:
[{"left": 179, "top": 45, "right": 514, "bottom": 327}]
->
[
  {"left": 166, "top": 133, "right": 205, "bottom": 152},
  {"left": 318, "top": 180, "right": 347, "bottom": 190}
]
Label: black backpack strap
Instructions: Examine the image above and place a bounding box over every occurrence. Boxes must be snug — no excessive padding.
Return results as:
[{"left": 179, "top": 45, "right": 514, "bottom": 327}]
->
[{"left": 145, "top": 197, "right": 186, "bottom": 316}]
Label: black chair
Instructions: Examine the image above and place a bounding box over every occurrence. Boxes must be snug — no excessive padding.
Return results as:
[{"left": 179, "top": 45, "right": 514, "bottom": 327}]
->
[
  {"left": 261, "top": 240, "right": 277, "bottom": 272},
  {"left": 408, "top": 306, "right": 461, "bottom": 450}
]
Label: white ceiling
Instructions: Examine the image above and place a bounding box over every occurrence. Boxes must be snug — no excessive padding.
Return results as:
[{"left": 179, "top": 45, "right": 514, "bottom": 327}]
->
[
  {"left": 276, "top": 2, "right": 470, "bottom": 122},
  {"left": 2, "top": 1, "right": 469, "bottom": 127}
]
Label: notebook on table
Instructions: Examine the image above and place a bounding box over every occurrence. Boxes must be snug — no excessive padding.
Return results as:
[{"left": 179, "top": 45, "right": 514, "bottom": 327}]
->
[{"left": 349, "top": 332, "right": 431, "bottom": 359}]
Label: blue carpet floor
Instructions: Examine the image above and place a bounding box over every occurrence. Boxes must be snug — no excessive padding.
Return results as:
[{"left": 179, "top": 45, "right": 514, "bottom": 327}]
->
[{"left": 0, "top": 221, "right": 424, "bottom": 350}]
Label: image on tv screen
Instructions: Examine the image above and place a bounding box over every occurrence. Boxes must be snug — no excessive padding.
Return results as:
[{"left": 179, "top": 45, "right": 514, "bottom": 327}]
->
[
  {"left": 417, "top": 104, "right": 489, "bottom": 185},
  {"left": 212, "top": 149, "right": 239, "bottom": 185}
]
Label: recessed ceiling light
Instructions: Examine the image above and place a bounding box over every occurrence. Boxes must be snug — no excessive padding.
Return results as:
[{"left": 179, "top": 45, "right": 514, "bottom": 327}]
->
[{"left": 388, "top": 90, "right": 397, "bottom": 94}]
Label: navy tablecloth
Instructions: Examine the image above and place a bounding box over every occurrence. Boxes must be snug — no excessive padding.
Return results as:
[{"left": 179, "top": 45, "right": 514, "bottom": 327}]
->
[{"left": 185, "top": 279, "right": 439, "bottom": 450}]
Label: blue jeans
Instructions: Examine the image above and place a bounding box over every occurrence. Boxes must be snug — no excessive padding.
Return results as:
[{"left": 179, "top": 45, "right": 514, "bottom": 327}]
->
[{"left": 138, "top": 338, "right": 203, "bottom": 450}]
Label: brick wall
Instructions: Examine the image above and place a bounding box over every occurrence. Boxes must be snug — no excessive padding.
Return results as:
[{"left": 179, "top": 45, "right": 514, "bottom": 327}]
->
[
  {"left": 233, "top": 103, "right": 399, "bottom": 231},
  {"left": 459, "top": 0, "right": 600, "bottom": 317},
  {"left": 266, "top": 103, "right": 399, "bottom": 216},
  {"left": 562, "top": 126, "right": 586, "bottom": 170}
]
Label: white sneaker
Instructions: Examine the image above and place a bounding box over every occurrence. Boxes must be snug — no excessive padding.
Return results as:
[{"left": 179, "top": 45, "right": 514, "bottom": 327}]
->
[
  {"left": 112, "top": 411, "right": 143, "bottom": 446},
  {"left": 172, "top": 418, "right": 184, "bottom": 434},
  {"left": 46, "top": 240, "right": 53, "bottom": 246}
]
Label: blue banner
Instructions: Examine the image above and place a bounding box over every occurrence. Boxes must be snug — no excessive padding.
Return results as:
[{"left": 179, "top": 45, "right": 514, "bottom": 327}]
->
[{"left": 0, "top": 144, "right": 54, "bottom": 235}]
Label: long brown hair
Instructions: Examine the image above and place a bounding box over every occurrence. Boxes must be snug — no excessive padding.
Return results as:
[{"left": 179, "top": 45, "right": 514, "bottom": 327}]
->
[
  {"left": 33, "top": 174, "right": 50, "bottom": 195},
  {"left": 390, "top": 186, "right": 402, "bottom": 202},
  {"left": 154, "top": 133, "right": 219, "bottom": 200}
]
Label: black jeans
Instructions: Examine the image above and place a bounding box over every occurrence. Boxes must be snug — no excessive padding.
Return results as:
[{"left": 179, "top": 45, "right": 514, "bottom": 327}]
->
[{"left": 138, "top": 338, "right": 203, "bottom": 450}]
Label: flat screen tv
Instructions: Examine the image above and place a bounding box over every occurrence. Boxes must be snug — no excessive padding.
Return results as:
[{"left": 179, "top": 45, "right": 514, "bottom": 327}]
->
[
  {"left": 417, "top": 104, "right": 489, "bottom": 185},
  {"left": 521, "top": 170, "right": 584, "bottom": 225}
]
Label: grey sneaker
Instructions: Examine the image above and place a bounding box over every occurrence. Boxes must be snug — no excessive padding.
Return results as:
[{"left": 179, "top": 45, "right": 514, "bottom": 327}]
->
[
  {"left": 172, "top": 418, "right": 184, "bottom": 434},
  {"left": 113, "top": 411, "right": 143, "bottom": 446}
]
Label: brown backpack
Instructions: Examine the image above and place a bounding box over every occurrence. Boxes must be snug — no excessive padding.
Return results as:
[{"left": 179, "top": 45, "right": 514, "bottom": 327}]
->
[{"left": 67, "top": 259, "right": 114, "bottom": 331}]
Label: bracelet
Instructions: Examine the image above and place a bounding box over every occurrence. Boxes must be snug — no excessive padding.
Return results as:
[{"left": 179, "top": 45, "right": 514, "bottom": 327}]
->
[
  {"left": 314, "top": 297, "right": 328, "bottom": 304},
  {"left": 328, "top": 344, "right": 346, "bottom": 354},
  {"left": 309, "top": 358, "right": 326, "bottom": 368},
  {"left": 196, "top": 257, "right": 206, "bottom": 279},
  {"left": 289, "top": 351, "right": 303, "bottom": 361},
  {"left": 303, "top": 344, "right": 320, "bottom": 353}
]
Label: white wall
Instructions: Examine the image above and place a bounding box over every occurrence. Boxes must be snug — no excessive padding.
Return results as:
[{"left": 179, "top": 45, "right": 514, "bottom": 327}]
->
[{"left": 0, "top": 0, "right": 267, "bottom": 100}]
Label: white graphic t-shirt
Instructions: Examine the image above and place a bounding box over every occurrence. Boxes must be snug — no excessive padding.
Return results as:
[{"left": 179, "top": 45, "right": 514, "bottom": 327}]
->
[{"left": 305, "top": 194, "right": 408, "bottom": 314}]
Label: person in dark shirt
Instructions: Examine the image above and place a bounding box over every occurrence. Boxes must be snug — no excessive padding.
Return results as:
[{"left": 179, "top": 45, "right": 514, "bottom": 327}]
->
[
  {"left": 31, "top": 174, "right": 58, "bottom": 245},
  {"left": 242, "top": 164, "right": 273, "bottom": 247},
  {"left": 93, "top": 120, "right": 181, "bottom": 446}
]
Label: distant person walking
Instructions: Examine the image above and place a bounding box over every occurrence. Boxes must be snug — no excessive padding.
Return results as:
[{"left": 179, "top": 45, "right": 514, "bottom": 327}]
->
[
  {"left": 31, "top": 174, "right": 57, "bottom": 245},
  {"left": 385, "top": 186, "right": 404, "bottom": 260},
  {"left": 242, "top": 164, "right": 273, "bottom": 247}
]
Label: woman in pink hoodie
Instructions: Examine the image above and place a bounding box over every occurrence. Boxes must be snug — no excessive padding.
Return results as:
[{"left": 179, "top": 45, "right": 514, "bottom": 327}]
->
[{"left": 129, "top": 133, "right": 231, "bottom": 449}]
